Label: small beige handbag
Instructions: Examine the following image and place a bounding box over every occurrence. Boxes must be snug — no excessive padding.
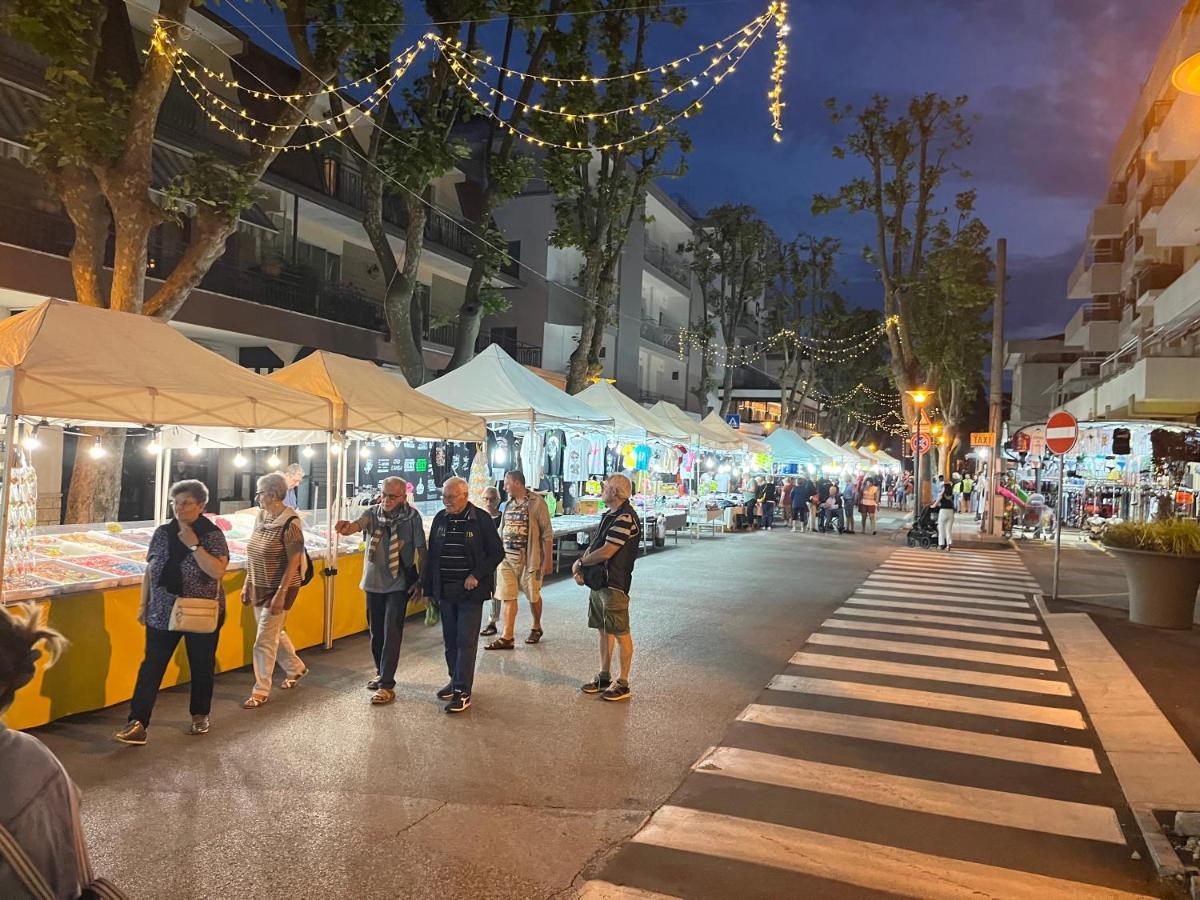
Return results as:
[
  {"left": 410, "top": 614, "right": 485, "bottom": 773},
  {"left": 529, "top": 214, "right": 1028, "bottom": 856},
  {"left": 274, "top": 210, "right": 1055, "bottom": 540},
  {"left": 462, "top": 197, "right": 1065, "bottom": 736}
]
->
[{"left": 167, "top": 596, "right": 220, "bottom": 633}]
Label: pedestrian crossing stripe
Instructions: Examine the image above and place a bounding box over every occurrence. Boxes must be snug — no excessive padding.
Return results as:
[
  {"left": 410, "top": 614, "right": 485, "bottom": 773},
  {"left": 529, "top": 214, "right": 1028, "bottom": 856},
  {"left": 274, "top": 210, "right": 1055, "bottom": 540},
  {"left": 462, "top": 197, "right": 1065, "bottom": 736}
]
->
[
  {"left": 737, "top": 705, "right": 1097, "bottom": 772},
  {"left": 808, "top": 633, "right": 1058, "bottom": 671},
  {"left": 628, "top": 807, "right": 1152, "bottom": 899},
  {"left": 788, "top": 650, "right": 1072, "bottom": 696},
  {"left": 768, "top": 675, "right": 1087, "bottom": 728},
  {"left": 832, "top": 606, "right": 1046, "bottom": 634},
  {"left": 819, "top": 617, "right": 1052, "bottom": 650},
  {"left": 867, "top": 573, "right": 1036, "bottom": 596},
  {"left": 845, "top": 597, "right": 1039, "bottom": 621},
  {"left": 872, "top": 567, "right": 1042, "bottom": 589},
  {"left": 692, "top": 746, "right": 1125, "bottom": 844},
  {"left": 853, "top": 587, "right": 1033, "bottom": 609}
]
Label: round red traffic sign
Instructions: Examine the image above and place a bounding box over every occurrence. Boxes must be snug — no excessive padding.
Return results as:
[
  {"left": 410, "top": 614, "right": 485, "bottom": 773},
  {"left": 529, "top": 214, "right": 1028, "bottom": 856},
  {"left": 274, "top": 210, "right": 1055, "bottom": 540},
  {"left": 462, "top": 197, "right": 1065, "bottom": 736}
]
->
[
  {"left": 1045, "top": 410, "right": 1079, "bottom": 455},
  {"left": 909, "top": 433, "right": 931, "bottom": 455}
]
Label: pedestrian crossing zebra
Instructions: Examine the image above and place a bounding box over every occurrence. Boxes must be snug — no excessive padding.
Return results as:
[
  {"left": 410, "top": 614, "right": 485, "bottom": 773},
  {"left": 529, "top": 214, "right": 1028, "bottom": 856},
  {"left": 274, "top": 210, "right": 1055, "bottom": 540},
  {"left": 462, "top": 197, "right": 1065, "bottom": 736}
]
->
[{"left": 582, "top": 547, "right": 1158, "bottom": 899}]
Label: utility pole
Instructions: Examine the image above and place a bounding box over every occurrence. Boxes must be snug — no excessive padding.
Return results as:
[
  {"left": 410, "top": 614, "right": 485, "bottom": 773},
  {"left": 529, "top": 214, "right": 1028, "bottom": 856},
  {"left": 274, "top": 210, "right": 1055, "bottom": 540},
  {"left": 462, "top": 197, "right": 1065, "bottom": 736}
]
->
[{"left": 985, "top": 238, "right": 1006, "bottom": 535}]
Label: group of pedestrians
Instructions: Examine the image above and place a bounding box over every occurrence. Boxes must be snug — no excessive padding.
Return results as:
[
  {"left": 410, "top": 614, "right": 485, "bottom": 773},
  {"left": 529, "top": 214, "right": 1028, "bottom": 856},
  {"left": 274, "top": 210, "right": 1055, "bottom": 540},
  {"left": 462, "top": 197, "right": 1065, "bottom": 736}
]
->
[
  {"left": 748, "top": 473, "right": 883, "bottom": 536},
  {"left": 107, "top": 469, "right": 641, "bottom": 744}
]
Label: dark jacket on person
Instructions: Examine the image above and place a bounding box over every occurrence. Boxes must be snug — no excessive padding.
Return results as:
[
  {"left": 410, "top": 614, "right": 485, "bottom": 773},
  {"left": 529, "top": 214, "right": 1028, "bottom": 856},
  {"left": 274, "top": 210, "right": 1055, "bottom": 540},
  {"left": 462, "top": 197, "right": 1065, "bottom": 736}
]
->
[
  {"left": 423, "top": 502, "right": 504, "bottom": 603},
  {"left": 761, "top": 482, "right": 779, "bottom": 504},
  {"left": 794, "top": 478, "right": 814, "bottom": 508}
]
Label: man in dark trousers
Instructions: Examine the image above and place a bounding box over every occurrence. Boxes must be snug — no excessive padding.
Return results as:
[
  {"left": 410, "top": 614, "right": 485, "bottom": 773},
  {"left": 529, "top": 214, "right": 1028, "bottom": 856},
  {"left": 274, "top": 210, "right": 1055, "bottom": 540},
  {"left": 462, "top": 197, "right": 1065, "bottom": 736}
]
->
[{"left": 423, "top": 477, "right": 504, "bottom": 713}]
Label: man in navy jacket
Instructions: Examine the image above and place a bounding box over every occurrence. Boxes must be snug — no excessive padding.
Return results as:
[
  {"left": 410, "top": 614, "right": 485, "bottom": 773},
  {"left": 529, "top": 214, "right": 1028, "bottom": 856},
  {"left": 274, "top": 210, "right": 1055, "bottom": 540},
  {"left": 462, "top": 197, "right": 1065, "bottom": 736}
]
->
[{"left": 423, "top": 477, "right": 504, "bottom": 713}]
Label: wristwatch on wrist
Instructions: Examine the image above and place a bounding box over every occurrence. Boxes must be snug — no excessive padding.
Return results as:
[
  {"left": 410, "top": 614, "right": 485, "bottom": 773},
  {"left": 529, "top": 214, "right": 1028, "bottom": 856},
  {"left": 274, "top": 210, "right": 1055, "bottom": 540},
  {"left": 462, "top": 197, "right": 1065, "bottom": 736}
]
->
[{"left": 188, "top": 544, "right": 199, "bottom": 552}]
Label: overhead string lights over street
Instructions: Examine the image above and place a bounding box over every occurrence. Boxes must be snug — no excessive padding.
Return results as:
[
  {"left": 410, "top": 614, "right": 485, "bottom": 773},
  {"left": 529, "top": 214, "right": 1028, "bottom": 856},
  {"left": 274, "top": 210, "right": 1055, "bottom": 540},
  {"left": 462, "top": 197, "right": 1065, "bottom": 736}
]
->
[{"left": 154, "top": 1, "right": 789, "bottom": 154}]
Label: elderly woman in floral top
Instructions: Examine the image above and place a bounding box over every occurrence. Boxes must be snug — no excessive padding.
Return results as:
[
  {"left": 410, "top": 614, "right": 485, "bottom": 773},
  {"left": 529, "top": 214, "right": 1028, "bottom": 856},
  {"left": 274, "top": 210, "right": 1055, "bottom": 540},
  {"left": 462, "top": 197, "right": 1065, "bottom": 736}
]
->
[{"left": 115, "top": 480, "right": 229, "bottom": 745}]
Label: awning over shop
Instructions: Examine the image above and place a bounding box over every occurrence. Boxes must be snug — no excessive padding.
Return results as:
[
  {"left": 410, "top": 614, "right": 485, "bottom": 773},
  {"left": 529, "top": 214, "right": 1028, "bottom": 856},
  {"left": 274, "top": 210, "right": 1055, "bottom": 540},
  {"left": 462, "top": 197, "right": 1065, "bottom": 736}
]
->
[
  {"left": 576, "top": 381, "right": 686, "bottom": 442},
  {"left": 0, "top": 299, "right": 332, "bottom": 429},
  {"left": 764, "top": 428, "right": 828, "bottom": 464},
  {"left": 417, "top": 344, "right": 613, "bottom": 428},
  {"left": 266, "top": 350, "right": 484, "bottom": 441}
]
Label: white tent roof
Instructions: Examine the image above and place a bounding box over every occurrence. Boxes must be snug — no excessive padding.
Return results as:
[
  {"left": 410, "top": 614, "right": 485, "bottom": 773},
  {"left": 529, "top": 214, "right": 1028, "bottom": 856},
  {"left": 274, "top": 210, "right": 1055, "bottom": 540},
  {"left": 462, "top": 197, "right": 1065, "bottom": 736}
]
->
[
  {"left": 649, "top": 400, "right": 708, "bottom": 445},
  {"left": 0, "top": 300, "right": 332, "bottom": 429},
  {"left": 576, "top": 381, "right": 686, "bottom": 441},
  {"left": 874, "top": 449, "right": 902, "bottom": 467},
  {"left": 418, "top": 344, "right": 612, "bottom": 428},
  {"left": 266, "top": 351, "right": 485, "bottom": 441},
  {"left": 807, "top": 435, "right": 859, "bottom": 463},
  {"left": 700, "top": 412, "right": 771, "bottom": 454},
  {"left": 841, "top": 443, "right": 877, "bottom": 463},
  {"left": 764, "top": 429, "right": 827, "bottom": 463}
]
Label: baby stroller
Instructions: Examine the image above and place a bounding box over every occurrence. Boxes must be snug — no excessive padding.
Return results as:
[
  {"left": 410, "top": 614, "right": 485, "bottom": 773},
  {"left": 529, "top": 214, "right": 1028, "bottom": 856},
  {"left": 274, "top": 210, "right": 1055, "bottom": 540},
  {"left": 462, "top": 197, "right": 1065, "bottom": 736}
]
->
[{"left": 906, "top": 505, "right": 939, "bottom": 548}]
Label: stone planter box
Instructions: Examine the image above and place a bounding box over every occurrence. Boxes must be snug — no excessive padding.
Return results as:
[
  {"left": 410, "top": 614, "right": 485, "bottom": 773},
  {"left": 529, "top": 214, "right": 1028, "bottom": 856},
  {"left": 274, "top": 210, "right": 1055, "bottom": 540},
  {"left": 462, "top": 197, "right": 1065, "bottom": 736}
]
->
[{"left": 1105, "top": 545, "right": 1200, "bottom": 629}]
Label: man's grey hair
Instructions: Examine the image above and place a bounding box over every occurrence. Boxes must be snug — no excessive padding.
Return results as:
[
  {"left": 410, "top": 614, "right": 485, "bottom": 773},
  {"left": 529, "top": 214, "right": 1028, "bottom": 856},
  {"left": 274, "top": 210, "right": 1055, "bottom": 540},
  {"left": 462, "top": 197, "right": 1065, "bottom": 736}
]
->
[
  {"left": 606, "top": 473, "right": 632, "bottom": 502},
  {"left": 257, "top": 472, "right": 289, "bottom": 502},
  {"left": 443, "top": 476, "right": 469, "bottom": 496},
  {"left": 285, "top": 462, "right": 304, "bottom": 478},
  {"left": 381, "top": 476, "right": 406, "bottom": 492},
  {"left": 170, "top": 479, "right": 208, "bottom": 506}
]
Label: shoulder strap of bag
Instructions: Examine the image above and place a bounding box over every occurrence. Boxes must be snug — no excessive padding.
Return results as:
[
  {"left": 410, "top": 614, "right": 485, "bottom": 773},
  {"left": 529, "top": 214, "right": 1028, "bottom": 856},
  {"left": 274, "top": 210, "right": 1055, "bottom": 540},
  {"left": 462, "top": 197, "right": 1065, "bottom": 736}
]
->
[{"left": 0, "top": 820, "right": 55, "bottom": 900}]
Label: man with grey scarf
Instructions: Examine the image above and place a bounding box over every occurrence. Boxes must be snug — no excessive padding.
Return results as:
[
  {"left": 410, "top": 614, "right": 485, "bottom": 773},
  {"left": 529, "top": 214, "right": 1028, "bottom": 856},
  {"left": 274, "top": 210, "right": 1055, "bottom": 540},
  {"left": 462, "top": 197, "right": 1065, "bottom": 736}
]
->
[{"left": 335, "top": 476, "right": 426, "bottom": 705}]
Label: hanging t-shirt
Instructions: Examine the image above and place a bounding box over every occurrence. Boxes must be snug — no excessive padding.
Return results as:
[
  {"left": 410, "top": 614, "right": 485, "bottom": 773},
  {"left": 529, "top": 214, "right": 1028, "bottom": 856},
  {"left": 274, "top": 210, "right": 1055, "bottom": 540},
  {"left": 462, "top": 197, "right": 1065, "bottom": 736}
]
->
[
  {"left": 634, "top": 444, "right": 652, "bottom": 471},
  {"left": 431, "top": 442, "right": 451, "bottom": 486},
  {"left": 544, "top": 431, "right": 564, "bottom": 478},
  {"left": 680, "top": 450, "right": 696, "bottom": 479},
  {"left": 565, "top": 434, "right": 590, "bottom": 482},
  {"left": 588, "top": 436, "right": 607, "bottom": 476}
]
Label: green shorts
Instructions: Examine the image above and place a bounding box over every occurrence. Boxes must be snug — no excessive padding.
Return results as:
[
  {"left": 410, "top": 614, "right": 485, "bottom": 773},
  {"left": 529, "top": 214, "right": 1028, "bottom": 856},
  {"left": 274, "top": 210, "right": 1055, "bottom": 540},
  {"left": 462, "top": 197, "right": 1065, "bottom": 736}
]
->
[{"left": 587, "top": 588, "right": 630, "bottom": 635}]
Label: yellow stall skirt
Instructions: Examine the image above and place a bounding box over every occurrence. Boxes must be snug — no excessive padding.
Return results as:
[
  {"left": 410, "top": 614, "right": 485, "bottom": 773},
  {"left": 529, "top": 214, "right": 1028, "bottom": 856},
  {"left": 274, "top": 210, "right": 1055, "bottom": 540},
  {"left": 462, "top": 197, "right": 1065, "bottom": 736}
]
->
[{"left": 6, "top": 553, "right": 425, "bottom": 731}]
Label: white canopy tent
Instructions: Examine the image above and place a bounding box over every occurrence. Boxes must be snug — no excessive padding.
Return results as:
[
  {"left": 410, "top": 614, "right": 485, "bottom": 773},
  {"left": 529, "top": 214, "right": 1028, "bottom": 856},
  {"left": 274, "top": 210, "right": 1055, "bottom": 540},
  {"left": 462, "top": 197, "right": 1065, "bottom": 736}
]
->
[
  {"left": 764, "top": 429, "right": 828, "bottom": 466},
  {"left": 0, "top": 299, "right": 335, "bottom": 602},
  {"left": 874, "top": 449, "right": 903, "bottom": 468},
  {"left": 806, "top": 435, "right": 860, "bottom": 467},
  {"left": 841, "top": 443, "right": 879, "bottom": 466},
  {"left": 648, "top": 400, "right": 711, "bottom": 447},
  {"left": 576, "top": 381, "right": 686, "bottom": 442},
  {"left": 699, "top": 412, "right": 771, "bottom": 455},
  {"left": 418, "top": 344, "right": 612, "bottom": 483}
]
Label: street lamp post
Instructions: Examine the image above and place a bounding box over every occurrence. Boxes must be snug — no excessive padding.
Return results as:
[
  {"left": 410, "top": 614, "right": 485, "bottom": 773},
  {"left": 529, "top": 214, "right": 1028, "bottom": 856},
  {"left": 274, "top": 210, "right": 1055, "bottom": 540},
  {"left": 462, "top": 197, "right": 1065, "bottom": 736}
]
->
[{"left": 905, "top": 389, "right": 930, "bottom": 526}]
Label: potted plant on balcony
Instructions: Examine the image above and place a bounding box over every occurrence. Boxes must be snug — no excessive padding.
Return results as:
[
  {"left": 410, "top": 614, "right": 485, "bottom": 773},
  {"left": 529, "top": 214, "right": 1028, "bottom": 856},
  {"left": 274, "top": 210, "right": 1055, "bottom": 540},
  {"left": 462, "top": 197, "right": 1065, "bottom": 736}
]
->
[{"left": 1102, "top": 518, "right": 1200, "bottom": 628}]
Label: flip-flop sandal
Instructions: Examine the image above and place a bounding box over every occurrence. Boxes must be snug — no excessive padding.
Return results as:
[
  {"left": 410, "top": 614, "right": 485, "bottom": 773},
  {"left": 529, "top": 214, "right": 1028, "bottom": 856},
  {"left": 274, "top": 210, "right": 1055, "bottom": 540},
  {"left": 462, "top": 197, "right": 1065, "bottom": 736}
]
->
[
  {"left": 242, "top": 696, "right": 267, "bottom": 709},
  {"left": 484, "top": 637, "right": 515, "bottom": 651},
  {"left": 525, "top": 628, "right": 544, "bottom": 644},
  {"left": 371, "top": 688, "right": 396, "bottom": 705},
  {"left": 280, "top": 667, "right": 309, "bottom": 689}
]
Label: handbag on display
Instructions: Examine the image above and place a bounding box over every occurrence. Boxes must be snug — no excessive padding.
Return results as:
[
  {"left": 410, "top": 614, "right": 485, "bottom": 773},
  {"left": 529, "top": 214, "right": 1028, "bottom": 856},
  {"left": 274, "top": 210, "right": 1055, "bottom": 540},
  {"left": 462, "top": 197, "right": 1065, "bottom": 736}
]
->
[{"left": 167, "top": 596, "right": 220, "bottom": 633}]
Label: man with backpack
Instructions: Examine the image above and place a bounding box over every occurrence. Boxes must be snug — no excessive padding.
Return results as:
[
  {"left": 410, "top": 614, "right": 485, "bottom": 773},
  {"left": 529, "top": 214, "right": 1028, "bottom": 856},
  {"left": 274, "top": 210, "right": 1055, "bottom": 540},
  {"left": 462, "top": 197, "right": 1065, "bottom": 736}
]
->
[
  {"left": 335, "top": 476, "right": 426, "bottom": 706},
  {"left": 573, "top": 474, "right": 641, "bottom": 702}
]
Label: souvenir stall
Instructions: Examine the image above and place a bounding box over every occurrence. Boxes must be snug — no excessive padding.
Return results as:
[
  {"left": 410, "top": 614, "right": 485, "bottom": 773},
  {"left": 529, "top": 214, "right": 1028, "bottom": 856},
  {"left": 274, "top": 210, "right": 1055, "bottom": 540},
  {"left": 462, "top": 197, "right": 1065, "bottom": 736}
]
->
[
  {"left": 575, "top": 381, "right": 689, "bottom": 546},
  {"left": 764, "top": 429, "right": 829, "bottom": 475},
  {"left": 418, "top": 344, "right": 614, "bottom": 568},
  {"left": 0, "top": 300, "right": 340, "bottom": 730},
  {"left": 806, "top": 435, "right": 862, "bottom": 476},
  {"left": 645, "top": 401, "right": 730, "bottom": 534}
]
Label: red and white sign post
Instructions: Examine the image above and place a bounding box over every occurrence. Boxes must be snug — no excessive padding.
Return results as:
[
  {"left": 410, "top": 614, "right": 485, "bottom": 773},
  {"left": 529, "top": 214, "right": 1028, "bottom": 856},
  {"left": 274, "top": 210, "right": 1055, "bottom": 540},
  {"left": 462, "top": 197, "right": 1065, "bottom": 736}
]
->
[{"left": 1047, "top": 410, "right": 1078, "bottom": 599}]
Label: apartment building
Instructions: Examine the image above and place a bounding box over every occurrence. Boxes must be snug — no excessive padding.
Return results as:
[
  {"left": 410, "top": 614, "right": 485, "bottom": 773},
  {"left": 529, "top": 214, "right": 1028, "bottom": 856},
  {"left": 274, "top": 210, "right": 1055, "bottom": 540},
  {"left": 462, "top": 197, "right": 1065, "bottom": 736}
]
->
[
  {"left": 1003, "top": 336, "right": 1087, "bottom": 431},
  {"left": 1056, "top": 0, "right": 1200, "bottom": 424}
]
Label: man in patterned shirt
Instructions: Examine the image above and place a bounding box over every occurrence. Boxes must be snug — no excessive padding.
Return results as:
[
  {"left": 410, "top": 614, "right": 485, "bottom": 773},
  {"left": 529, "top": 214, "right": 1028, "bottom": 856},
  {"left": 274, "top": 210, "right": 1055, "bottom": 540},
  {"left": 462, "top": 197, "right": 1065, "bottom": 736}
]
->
[
  {"left": 573, "top": 474, "right": 641, "bottom": 702},
  {"left": 485, "top": 470, "right": 553, "bottom": 650}
]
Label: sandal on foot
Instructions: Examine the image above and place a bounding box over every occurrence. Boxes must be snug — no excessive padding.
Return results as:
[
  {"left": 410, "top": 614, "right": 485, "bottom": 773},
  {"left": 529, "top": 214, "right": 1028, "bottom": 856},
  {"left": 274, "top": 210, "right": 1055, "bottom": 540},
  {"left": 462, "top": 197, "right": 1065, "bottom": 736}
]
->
[
  {"left": 242, "top": 696, "right": 267, "bottom": 709},
  {"left": 480, "top": 623, "right": 498, "bottom": 636},
  {"left": 525, "top": 628, "right": 544, "bottom": 644},
  {"left": 280, "top": 667, "right": 309, "bottom": 690},
  {"left": 484, "top": 637, "right": 515, "bottom": 651},
  {"left": 370, "top": 688, "right": 396, "bottom": 705}
]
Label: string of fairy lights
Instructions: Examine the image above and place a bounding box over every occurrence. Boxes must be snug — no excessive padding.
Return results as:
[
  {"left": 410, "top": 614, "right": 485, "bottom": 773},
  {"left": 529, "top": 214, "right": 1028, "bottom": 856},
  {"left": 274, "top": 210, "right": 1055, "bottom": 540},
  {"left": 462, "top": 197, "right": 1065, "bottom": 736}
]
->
[
  {"left": 677, "top": 315, "right": 901, "bottom": 367},
  {"left": 154, "top": 1, "right": 790, "bottom": 156}
]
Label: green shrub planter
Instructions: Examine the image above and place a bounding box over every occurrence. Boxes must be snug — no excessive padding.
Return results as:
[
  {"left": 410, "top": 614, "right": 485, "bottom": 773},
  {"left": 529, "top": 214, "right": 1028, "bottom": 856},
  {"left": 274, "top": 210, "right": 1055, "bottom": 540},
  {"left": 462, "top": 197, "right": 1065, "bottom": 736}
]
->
[{"left": 1104, "top": 546, "right": 1200, "bottom": 629}]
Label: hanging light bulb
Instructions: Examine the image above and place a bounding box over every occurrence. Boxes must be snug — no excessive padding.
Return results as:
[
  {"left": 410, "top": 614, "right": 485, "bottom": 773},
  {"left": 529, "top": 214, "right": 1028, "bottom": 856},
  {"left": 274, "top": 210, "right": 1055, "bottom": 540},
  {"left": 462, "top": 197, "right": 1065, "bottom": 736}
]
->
[
  {"left": 88, "top": 436, "right": 107, "bottom": 459},
  {"left": 359, "top": 444, "right": 372, "bottom": 459},
  {"left": 330, "top": 440, "right": 343, "bottom": 456},
  {"left": 267, "top": 449, "right": 282, "bottom": 468},
  {"left": 302, "top": 445, "right": 315, "bottom": 458},
  {"left": 146, "top": 428, "right": 162, "bottom": 456},
  {"left": 381, "top": 438, "right": 396, "bottom": 454},
  {"left": 21, "top": 423, "right": 40, "bottom": 451},
  {"left": 233, "top": 450, "right": 247, "bottom": 468},
  {"left": 187, "top": 435, "right": 202, "bottom": 458}
]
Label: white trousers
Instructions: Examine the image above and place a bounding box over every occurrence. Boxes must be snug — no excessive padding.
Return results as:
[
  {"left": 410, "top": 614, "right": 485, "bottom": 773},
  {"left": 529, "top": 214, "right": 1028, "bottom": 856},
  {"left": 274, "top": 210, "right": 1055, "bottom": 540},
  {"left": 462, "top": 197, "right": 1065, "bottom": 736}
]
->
[
  {"left": 937, "top": 508, "right": 956, "bottom": 548},
  {"left": 252, "top": 606, "right": 304, "bottom": 698}
]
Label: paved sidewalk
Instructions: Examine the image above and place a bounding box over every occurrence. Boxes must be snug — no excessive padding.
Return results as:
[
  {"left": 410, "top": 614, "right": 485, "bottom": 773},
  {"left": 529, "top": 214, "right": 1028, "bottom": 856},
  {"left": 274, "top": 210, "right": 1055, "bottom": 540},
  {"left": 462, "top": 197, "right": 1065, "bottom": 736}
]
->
[{"left": 584, "top": 547, "right": 1163, "bottom": 898}]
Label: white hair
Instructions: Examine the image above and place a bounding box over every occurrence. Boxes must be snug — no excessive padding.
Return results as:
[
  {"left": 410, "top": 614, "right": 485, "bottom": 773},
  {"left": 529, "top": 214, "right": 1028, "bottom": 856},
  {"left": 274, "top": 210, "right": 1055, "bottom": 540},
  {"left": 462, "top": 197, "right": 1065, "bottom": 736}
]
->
[
  {"left": 443, "top": 476, "right": 468, "bottom": 496},
  {"left": 256, "top": 472, "right": 288, "bottom": 501},
  {"left": 606, "top": 473, "right": 632, "bottom": 502}
]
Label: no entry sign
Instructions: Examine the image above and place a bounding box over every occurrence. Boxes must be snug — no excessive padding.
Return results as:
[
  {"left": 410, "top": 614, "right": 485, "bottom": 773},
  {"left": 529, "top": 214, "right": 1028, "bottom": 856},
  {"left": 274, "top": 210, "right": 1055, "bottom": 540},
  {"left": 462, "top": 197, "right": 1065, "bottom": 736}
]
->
[{"left": 1045, "top": 410, "right": 1079, "bottom": 455}]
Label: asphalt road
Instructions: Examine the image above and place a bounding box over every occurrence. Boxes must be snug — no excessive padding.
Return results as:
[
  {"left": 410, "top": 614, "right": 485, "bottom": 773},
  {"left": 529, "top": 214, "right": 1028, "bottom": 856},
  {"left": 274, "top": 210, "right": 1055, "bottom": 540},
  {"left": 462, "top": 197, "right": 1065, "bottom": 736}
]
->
[{"left": 30, "top": 522, "right": 897, "bottom": 899}]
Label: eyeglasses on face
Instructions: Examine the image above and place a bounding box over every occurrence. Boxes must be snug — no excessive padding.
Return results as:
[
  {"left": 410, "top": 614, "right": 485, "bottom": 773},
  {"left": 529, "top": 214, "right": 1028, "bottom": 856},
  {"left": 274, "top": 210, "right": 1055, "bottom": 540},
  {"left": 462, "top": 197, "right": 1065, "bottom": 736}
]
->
[{"left": 381, "top": 491, "right": 405, "bottom": 500}]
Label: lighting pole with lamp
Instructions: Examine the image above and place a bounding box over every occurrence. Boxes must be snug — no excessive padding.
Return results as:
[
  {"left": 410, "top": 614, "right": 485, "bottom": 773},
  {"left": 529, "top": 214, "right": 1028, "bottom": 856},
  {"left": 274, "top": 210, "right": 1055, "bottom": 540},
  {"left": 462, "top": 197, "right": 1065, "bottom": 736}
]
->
[{"left": 905, "top": 389, "right": 930, "bottom": 526}]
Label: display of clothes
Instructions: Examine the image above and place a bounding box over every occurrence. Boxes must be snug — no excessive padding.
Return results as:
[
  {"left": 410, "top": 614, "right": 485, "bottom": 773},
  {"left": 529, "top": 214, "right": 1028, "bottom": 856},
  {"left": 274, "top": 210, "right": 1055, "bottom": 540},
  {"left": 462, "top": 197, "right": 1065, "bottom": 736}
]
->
[
  {"left": 544, "top": 430, "right": 564, "bottom": 478},
  {"left": 680, "top": 449, "right": 696, "bottom": 479},
  {"left": 430, "top": 441, "right": 451, "bottom": 486},
  {"left": 564, "top": 433, "right": 590, "bottom": 482},
  {"left": 588, "top": 435, "right": 607, "bottom": 476},
  {"left": 634, "top": 444, "right": 652, "bottom": 471}
]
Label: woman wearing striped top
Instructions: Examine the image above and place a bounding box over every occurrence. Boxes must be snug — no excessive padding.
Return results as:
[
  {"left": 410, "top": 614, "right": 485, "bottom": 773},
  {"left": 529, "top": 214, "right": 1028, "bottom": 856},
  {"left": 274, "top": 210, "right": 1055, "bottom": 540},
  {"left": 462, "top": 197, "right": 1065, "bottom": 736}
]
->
[{"left": 242, "top": 472, "right": 308, "bottom": 709}]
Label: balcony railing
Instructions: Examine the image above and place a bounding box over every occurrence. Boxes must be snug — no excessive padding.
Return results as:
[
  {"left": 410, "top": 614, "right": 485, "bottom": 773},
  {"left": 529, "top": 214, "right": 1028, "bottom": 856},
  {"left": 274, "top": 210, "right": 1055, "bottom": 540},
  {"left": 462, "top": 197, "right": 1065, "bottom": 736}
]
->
[
  {"left": 640, "top": 317, "right": 681, "bottom": 352},
  {"left": 1105, "top": 181, "right": 1127, "bottom": 205},
  {"left": 476, "top": 335, "right": 542, "bottom": 368},
  {"left": 424, "top": 321, "right": 459, "bottom": 347},
  {"left": 643, "top": 240, "right": 691, "bottom": 288}
]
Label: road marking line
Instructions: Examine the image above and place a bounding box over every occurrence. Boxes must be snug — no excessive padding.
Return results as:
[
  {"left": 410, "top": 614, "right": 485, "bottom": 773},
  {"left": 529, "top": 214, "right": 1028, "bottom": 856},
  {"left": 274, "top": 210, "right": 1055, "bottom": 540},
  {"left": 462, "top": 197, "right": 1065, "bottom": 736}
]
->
[
  {"left": 789, "top": 651, "right": 1071, "bottom": 696},
  {"left": 846, "top": 597, "right": 1039, "bottom": 621},
  {"left": 887, "top": 557, "right": 1032, "bottom": 574},
  {"left": 693, "top": 746, "right": 1124, "bottom": 844},
  {"left": 869, "top": 573, "right": 1036, "bottom": 595},
  {"left": 854, "top": 588, "right": 1032, "bottom": 609},
  {"left": 738, "top": 704, "right": 1097, "bottom": 772},
  {"left": 631, "top": 807, "right": 1148, "bottom": 898},
  {"left": 821, "top": 618, "right": 1051, "bottom": 650},
  {"left": 808, "top": 633, "right": 1058, "bottom": 671},
  {"left": 893, "top": 554, "right": 1027, "bottom": 568},
  {"left": 876, "top": 568, "right": 1041, "bottom": 589},
  {"left": 833, "top": 606, "right": 1046, "bottom": 634},
  {"left": 768, "top": 675, "right": 1086, "bottom": 728}
]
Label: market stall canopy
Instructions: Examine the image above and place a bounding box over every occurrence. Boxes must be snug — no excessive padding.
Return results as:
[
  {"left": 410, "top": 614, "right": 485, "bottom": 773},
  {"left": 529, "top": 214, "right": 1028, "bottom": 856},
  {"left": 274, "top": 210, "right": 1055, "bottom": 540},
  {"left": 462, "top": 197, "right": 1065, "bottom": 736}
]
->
[
  {"left": 266, "top": 351, "right": 485, "bottom": 441},
  {"left": 0, "top": 299, "right": 332, "bottom": 429},
  {"left": 874, "top": 450, "right": 902, "bottom": 467},
  {"left": 418, "top": 344, "right": 613, "bottom": 428},
  {"left": 576, "top": 381, "right": 687, "bottom": 441},
  {"left": 700, "top": 412, "right": 771, "bottom": 454},
  {"left": 807, "top": 435, "right": 859, "bottom": 464},
  {"left": 764, "top": 428, "right": 827, "bottom": 464},
  {"left": 648, "top": 400, "right": 708, "bottom": 445},
  {"left": 841, "top": 443, "right": 878, "bottom": 464}
]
